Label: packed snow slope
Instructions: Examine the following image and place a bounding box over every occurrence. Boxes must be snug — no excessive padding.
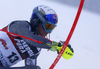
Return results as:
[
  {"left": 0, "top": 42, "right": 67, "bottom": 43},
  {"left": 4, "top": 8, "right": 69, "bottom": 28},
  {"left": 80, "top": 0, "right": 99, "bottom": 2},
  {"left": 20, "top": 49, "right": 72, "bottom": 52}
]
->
[{"left": 0, "top": 0, "right": 100, "bottom": 69}]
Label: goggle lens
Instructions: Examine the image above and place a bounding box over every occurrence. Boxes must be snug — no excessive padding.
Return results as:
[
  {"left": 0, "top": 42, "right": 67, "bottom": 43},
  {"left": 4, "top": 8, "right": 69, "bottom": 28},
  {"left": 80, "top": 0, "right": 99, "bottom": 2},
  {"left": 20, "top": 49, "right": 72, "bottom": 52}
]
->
[{"left": 42, "top": 22, "right": 56, "bottom": 33}]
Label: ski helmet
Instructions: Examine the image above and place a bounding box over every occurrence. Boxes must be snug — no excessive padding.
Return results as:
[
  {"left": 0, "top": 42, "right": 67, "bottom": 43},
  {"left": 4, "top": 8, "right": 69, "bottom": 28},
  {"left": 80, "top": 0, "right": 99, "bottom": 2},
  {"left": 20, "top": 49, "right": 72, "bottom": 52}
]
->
[{"left": 30, "top": 5, "right": 58, "bottom": 33}]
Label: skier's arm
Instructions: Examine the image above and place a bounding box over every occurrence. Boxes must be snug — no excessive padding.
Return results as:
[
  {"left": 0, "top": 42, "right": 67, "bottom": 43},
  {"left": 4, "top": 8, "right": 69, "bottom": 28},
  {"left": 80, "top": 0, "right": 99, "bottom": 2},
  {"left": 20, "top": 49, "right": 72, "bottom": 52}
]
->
[{"left": 9, "top": 21, "right": 52, "bottom": 49}]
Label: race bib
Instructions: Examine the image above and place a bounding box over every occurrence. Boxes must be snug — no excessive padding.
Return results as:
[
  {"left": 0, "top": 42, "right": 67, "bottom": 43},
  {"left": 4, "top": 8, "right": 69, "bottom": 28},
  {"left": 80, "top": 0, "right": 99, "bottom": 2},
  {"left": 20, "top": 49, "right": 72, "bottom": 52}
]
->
[{"left": 0, "top": 31, "right": 22, "bottom": 66}]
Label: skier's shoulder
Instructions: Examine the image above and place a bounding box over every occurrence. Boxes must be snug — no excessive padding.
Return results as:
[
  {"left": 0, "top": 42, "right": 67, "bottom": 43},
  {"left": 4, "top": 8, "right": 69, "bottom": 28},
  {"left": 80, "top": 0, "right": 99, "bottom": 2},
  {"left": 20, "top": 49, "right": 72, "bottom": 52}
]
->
[
  {"left": 9, "top": 20, "right": 31, "bottom": 33},
  {"left": 10, "top": 20, "right": 30, "bottom": 26},
  {"left": 9, "top": 20, "right": 31, "bottom": 30}
]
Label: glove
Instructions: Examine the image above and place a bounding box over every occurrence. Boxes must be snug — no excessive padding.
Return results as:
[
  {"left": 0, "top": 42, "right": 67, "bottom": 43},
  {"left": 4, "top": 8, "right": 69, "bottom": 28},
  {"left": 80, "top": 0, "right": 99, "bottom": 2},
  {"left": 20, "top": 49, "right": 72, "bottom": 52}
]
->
[
  {"left": 50, "top": 41, "right": 62, "bottom": 51},
  {"left": 51, "top": 41, "right": 74, "bottom": 60}
]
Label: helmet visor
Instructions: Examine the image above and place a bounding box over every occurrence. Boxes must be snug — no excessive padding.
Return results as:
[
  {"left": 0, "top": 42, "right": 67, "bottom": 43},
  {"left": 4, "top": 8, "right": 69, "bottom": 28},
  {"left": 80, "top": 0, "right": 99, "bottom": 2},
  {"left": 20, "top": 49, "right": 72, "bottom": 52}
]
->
[{"left": 42, "top": 22, "right": 56, "bottom": 33}]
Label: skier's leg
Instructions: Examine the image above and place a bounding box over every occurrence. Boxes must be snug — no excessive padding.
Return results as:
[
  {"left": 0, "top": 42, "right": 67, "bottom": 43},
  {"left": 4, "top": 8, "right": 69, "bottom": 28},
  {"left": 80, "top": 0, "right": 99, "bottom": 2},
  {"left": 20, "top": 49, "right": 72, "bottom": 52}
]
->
[
  {"left": 11, "top": 65, "right": 40, "bottom": 69},
  {"left": 25, "top": 57, "right": 41, "bottom": 69},
  {"left": 0, "top": 65, "right": 40, "bottom": 69},
  {"left": 25, "top": 58, "right": 37, "bottom": 66}
]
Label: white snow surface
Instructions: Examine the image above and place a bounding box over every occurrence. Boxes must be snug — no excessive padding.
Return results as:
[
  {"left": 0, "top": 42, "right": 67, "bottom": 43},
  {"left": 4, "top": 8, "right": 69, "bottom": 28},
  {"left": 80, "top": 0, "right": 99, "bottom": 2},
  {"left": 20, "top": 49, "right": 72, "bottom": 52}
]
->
[{"left": 0, "top": 0, "right": 100, "bottom": 69}]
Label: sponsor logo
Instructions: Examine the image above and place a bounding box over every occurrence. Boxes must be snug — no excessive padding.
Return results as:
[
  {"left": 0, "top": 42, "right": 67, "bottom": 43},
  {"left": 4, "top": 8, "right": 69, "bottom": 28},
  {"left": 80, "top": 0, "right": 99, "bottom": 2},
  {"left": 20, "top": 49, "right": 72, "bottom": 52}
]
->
[
  {"left": 53, "top": 14, "right": 57, "bottom": 20},
  {"left": 0, "top": 38, "right": 8, "bottom": 50},
  {"left": 0, "top": 51, "right": 9, "bottom": 67},
  {"left": 14, "top": 39, "right": 34, "bottom": 57}
]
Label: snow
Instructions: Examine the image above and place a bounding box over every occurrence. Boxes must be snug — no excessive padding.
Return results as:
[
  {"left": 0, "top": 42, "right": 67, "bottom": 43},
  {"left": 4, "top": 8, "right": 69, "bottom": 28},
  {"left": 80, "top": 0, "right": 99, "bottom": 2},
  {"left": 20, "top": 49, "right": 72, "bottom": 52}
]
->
[{"left": 0, "top": 0, "right": 100, "bottom": 69}]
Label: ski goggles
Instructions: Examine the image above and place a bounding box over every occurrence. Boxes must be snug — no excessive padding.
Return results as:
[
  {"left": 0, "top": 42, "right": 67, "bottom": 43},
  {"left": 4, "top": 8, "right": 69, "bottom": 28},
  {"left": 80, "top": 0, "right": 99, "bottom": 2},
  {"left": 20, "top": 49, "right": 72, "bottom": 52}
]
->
[{"left": 42, "top": 22, "right": 56, "bottom": 33}]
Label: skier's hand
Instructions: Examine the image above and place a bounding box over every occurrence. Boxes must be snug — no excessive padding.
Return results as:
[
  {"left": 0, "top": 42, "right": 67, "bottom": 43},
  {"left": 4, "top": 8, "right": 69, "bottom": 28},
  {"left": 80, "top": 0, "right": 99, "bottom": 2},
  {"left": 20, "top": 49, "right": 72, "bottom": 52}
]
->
[
  {"left": 50, "top": 41, "right": 65, "bottom": 52},
  {"left": 51, "top": 41, "right": 74, "bottom": 60},
  {"left": 50, "top": 41, "right": 62, "bottom": 51}
]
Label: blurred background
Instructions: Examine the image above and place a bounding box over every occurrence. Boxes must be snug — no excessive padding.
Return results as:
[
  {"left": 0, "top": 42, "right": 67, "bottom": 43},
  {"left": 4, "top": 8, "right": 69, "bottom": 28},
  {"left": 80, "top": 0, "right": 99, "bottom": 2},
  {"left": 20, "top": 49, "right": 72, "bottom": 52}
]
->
[
  {"left": 0, "top": 0, "right": 100, "bottom": 69},
  {"left": 52, "top": 0, "right": 100, "bottom": 15}
]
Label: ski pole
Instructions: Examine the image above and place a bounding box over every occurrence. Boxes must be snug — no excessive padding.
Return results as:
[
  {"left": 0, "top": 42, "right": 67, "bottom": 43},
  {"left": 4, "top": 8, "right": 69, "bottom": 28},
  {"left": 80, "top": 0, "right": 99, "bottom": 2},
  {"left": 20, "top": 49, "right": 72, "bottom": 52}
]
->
[{"left": 49, "top": 0, "right": 85, "bottom": 69}]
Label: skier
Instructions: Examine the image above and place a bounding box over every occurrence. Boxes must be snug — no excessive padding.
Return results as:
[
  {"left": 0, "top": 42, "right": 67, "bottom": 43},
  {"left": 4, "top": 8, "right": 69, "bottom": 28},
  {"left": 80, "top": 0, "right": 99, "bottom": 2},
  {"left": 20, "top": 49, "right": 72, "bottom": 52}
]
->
[{"left": 0, "top": 5, "right": 74, "bottom": 69}]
